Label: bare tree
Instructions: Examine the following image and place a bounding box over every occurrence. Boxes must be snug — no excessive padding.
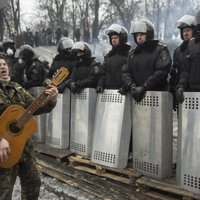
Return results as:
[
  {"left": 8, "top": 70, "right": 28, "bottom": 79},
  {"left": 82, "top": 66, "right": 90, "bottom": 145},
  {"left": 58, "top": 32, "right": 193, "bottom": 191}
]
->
[
  {"left": 11, "top": 0, "right": 198, "bottom": 44},
  {"left": 2, "top": 0, "right": 21, "bottom": 38},
  {"left": 92, "top": 0, "right": 99, "bottom": 40},
  {"left": 0, "top": 9, "right": 4, "bottom": 40}
]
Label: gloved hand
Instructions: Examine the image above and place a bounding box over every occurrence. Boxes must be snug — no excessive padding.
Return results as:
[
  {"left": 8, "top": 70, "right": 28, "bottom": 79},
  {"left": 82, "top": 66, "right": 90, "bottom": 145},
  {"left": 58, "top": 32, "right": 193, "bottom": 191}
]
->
[
  {"left": 70, "top": 82, "right": 77, "bottom": 94},
  {"left": 96, "top": 85, "right": 104, "bottom": 93},
  {"left": 58, "top": 83, "right": 67, "bottom": 94},
  {"left": 131, "top": 86, "right": 146, "bottom": 102},
  {"left": 172, "top": 94, "right": 178, "bottom": 111},
  {"left": 118, "top": 87, "right": 126, "bottom": 95},
  {"left": 127, "top": 82, "right": 136, "bottom": 90},
  {"left": 169, "top": 89, "right": 178, "bottom": 112},
  {"left": 176, "top": 87, "right": 185, "bottom": 103},
  {"left": 129, "top": 84, "right": 136, "bottom": 97}
]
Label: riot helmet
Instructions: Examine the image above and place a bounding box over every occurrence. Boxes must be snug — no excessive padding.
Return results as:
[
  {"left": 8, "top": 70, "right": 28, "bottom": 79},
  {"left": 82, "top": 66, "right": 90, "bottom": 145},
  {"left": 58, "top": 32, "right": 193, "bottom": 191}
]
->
[
  {"left": 130, "top": 19, "right": 154, "bottom": 44},
  {"left": 2, "top": 39, "right": 16, "bottom": 56},
  {"left": 2, "top": 39, "right": 15, "bottom": 48},
  {"left": 106, "top": 24, "right": 128, "bottom": 44},
  {"left": 71, "top": 41, "right": 92, "bottom": 60},
  {"left": 176, "top": 15, "right": 195, "bottom": 40},
  {"left": 57, "top": 37, "right": 74, "bottom": 54},
  {"left": 18, "top": 44, "right": 39, "bottom": 63}
]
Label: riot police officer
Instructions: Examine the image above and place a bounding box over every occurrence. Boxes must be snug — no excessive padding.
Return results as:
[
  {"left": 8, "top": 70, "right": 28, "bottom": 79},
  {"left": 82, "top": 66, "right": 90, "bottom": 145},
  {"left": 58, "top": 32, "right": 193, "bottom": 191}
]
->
[
  {"left": 176, "top": 10, "right": 200, "bottom": 103},
  {"left": 66, "top": 41, "right": 102, "bottom": 94},
  {"left": 122, "top": 19, "right": 172, "bottom": 102},
  {"left": 12, "top": 44, "right": 48, "bottom": 90},
  {"left": 169, "top": 15, "right": 195, "bottom": 110},
  {"left": 96, "top": 24, "right": 131, "bottom": 94},
  {"left": 46, "top": 37, "right": 75, "bottom": 93}
]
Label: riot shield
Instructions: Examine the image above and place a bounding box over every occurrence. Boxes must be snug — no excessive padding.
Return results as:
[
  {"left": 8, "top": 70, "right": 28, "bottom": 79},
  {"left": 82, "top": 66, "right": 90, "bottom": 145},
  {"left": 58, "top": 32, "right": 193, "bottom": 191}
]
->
[
  {"left": 45, "top": 88, "right": 71, "bottom": 149},
  {"left": 176, "top": 92, "right": 200, "bottom": 194},
  {"left": 91, "top": 90, "right": 131, "bottom": 168},
  {"left": 70, "top": 88, "right": 97, "bottom": 156},
  {"left": 132, "top": 91, "right": 173, "bottom": 179}
]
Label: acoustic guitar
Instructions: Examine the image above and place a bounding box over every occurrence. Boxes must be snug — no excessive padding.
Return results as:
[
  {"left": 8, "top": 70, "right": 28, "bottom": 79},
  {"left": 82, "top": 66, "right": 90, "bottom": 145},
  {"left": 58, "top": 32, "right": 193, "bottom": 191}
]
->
[{"left": 0, "top": 67, "right": 69, "bottom": 168}]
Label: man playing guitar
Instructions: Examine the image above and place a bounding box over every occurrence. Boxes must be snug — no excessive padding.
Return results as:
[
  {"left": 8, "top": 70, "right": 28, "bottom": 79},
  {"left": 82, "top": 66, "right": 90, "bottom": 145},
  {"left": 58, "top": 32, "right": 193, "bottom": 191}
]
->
[{"left": 0, "top": 55, "right": 59, "bottom": 200}]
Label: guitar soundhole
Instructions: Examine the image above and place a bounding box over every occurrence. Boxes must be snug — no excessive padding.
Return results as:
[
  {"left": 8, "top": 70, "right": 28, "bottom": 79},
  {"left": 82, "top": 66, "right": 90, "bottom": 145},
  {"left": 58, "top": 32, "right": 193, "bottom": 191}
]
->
[{"left": 9, "top": 122, "right": 20, "bottom": 134}]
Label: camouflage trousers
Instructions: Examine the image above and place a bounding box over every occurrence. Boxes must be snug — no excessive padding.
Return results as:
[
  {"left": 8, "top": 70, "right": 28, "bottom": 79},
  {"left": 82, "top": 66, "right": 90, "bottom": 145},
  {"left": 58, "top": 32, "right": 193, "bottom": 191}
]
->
[{"left": 0, "top": 139, "right": 41, "bottom": 200}]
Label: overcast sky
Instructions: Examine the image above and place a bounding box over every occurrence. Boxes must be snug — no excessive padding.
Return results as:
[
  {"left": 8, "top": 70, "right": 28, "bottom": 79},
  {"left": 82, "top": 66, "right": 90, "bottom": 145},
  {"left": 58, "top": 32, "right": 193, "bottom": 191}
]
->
[
  {"left": 20, "top": 0, "right": 38, "bottom": 29},
  {"left": 21, "top": 0, "right": 36, "bottom": 13}
]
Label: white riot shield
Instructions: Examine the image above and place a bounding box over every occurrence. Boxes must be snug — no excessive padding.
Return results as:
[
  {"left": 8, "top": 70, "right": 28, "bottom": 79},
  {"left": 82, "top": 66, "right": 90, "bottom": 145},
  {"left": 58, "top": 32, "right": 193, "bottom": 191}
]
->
[
  {"left": 45, "top": 89, "right": 70, "bottom": 149},
  {"left": 70, "top": 88, "right": 97, "bottom": 157},
  {"left": 132, "top": 91, "right": 173, "bottom": 179},
  {"left": 91, "top": 90, "right": 132, "bottom": 168},
  {"left": 30, "top": 87, "right": 47, "bottom": 143},
  {"left": 176, "top": 92, "right": 200, "bottom": 194}
]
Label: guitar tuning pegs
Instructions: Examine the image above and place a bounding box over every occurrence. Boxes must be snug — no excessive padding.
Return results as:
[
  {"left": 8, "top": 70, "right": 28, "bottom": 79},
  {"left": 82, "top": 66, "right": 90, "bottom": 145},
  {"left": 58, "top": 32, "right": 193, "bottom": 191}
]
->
[{"left": 53, "top": 69, "right": 60, "bottom": 77}]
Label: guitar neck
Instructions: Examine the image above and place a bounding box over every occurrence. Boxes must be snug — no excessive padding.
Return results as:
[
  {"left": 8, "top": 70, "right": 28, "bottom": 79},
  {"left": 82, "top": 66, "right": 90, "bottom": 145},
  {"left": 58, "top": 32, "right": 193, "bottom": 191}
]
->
[
  {"left": 16, "top": 91, "right": 49, "bottom": 129},
  {"left": 14, "top": 67, "right": 69, "bottom": 130}
]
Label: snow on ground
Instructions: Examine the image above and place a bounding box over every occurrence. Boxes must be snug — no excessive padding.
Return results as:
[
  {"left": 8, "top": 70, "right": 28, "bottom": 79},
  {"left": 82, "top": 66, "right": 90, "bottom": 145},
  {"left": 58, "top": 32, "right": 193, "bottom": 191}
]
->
[{"left": 12, "top": 174, "right": 99, "bottom": 200}]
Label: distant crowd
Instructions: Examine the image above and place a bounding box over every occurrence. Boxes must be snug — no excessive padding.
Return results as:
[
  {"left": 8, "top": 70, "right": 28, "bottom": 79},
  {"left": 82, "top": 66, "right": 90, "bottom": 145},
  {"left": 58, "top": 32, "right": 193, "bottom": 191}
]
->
[{"left": 11, "top": 27, "right": 81, "bottom": 48}]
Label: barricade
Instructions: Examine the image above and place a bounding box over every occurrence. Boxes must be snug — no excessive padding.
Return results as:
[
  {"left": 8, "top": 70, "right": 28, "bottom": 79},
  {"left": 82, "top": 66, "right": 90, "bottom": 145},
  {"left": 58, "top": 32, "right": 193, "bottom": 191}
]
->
[
  {"left": 91, "top": 90, "right": 131, "bottom": 168},
  {"left": 132, "top": 91, "right": 173, "bottom": 179}
]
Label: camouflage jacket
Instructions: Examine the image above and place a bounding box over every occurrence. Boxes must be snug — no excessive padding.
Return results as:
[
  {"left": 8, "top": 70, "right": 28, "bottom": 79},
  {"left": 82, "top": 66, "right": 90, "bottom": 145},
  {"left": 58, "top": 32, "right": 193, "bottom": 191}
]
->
[{"left": 0, "top": 81, "right": 56, "bottom": 115}]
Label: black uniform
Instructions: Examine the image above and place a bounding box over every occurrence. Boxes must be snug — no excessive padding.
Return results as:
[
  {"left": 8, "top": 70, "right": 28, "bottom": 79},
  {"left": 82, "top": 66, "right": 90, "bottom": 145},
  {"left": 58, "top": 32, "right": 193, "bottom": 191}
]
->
[
  {"left": 170, "top": 41, "right": 189, "bottom": 89},
  {"left": 123, "top": 40, "right": 172, "bottom": 92},
  {"left": 68, "top": 57, "right": 102, "bottom": 93},
  {"left": 47, "top": 53, "right": 75, "bottom": 93},
  {"left": 20, "top": 59, "right": 48, "bottom": 89},
  {"left": 97, "top": 43, "right": 130, "bottom": 90},
  {"left": 11, "top": 62, "right": 25, "bottom": 84},
  {"left": 48, "top": 54, "right": 74, "bottom": 78},
  {"left": 176, "top": 38, "right": 200, "bottom": 91},
  {"left": 169, "top": 40, "right": 190, "bottom": 109}
]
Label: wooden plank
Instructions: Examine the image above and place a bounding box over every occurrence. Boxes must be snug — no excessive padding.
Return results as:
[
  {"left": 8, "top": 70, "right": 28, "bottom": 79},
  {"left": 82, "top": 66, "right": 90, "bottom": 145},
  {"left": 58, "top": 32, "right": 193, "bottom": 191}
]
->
[
  {"left": 73, "top": 165, "right": 132, "bottom": 185},
  {"left": 34, "top": 143, "right": 74, "bottom": 159},
  {"left": 69, "top": 155, "right": 141, "bottom": 177},
  {"left": 37, "top": 164, "right": 106, "bottom": 199},
  {"left": 137, "top": 176, "right": 200, "bottom": 200},
  {"left": 68, "top": 155, "right": 141, "bottom": 185},
  {"left": 36, "top": 153, "right": 148, "bottom": 200},
  {"left": 144, "top": 191, "right": 179, "bottom": 200}
]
